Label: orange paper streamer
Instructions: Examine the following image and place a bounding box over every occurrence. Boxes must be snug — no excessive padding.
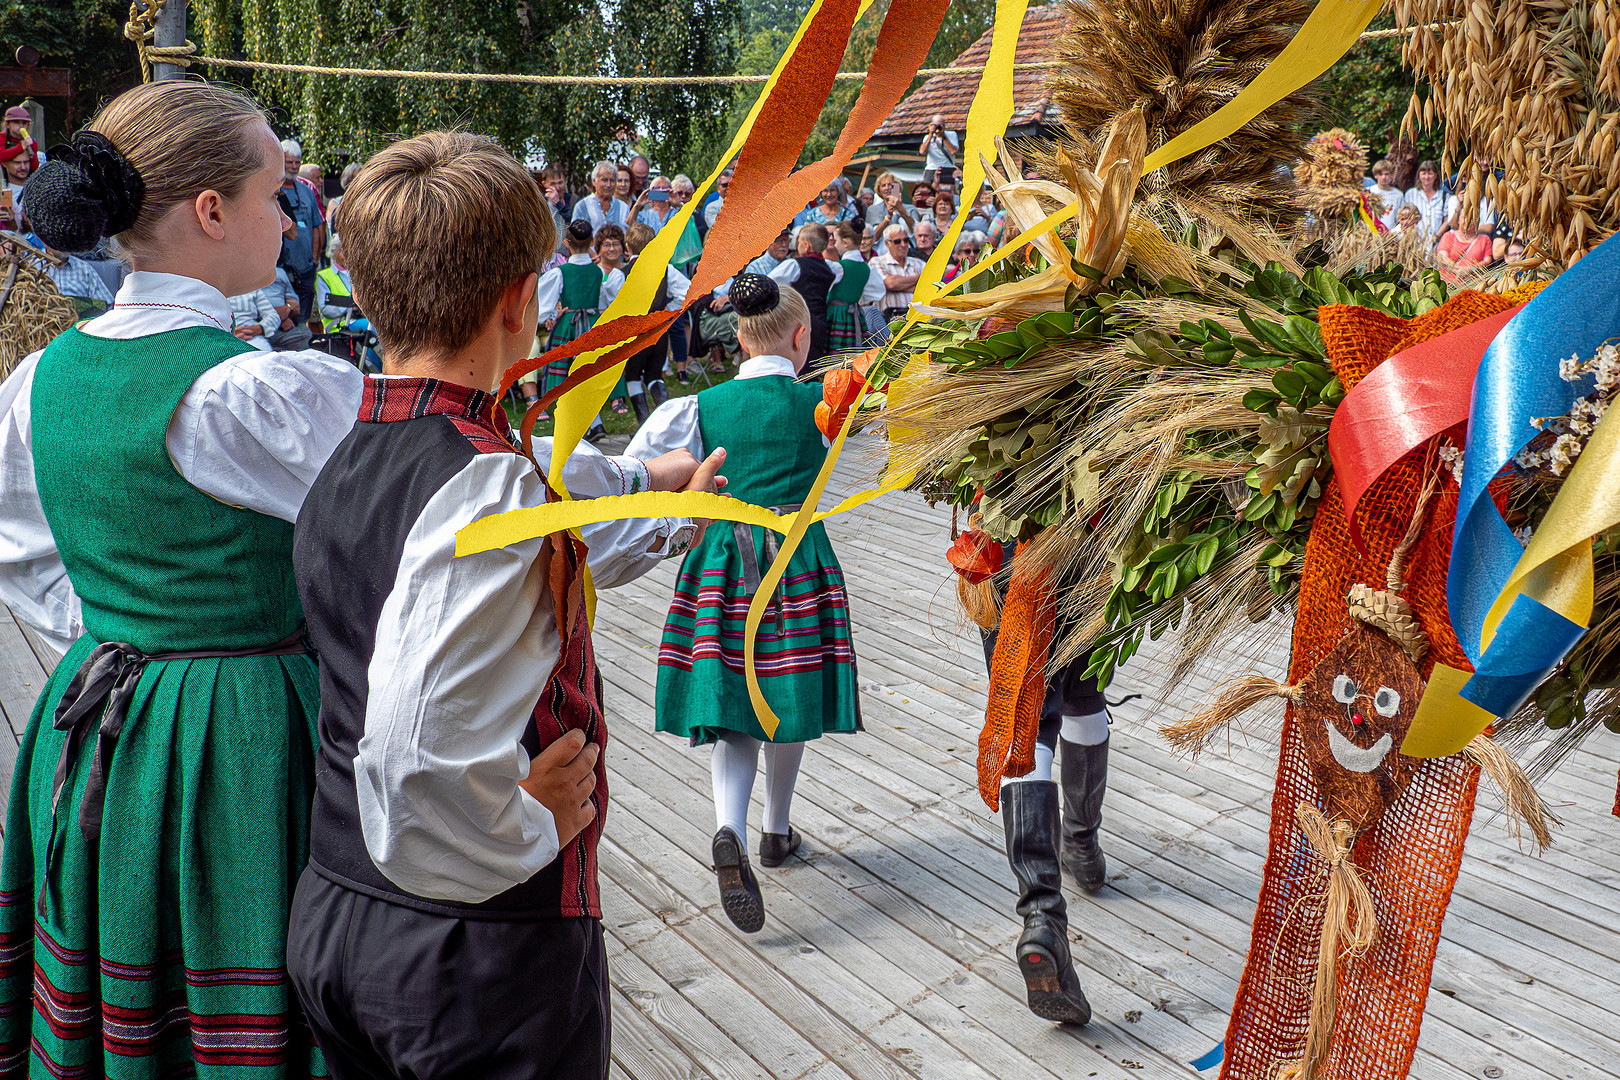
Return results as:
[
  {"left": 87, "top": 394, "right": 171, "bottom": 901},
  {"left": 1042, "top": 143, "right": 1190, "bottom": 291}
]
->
[{"left": 979, "top": 548, "right": 1054, "bottom": 810}]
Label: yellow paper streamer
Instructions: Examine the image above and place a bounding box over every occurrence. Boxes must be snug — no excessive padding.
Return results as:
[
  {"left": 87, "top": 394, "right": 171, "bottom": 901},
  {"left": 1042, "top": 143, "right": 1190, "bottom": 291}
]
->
[
  {"left": 1400, "top": 664, "right": 1498, "bottom": 758},
  {"left": 462, "top": 0, "right": 1399, "bottom": 738},
  {"left": 925, "top": 0, "right": 1386, "bottom": 307},
  {"left": 547, "top": 0, "right": 879, "bottom": 492},
  {"left": 737, "top": 0, "right": 1030, "bottom": 737}
]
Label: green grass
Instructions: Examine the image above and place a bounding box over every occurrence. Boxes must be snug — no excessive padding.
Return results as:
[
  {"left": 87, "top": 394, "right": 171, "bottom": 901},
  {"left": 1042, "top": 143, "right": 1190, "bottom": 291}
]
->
[{"left": 503, "top": 355, "right": 739, "bottom": 439}]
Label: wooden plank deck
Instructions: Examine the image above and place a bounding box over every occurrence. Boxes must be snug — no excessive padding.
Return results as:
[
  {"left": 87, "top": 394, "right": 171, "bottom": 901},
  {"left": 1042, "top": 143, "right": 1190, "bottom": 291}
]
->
[{"left": 2, "top": 429, "right": 1617, "bottom": 1079}]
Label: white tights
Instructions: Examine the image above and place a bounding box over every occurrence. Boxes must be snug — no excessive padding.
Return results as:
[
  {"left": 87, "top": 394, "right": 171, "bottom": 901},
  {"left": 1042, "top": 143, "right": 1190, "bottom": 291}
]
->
[{"left": 710, "top": 732, "right": 806, "bottom": 847}]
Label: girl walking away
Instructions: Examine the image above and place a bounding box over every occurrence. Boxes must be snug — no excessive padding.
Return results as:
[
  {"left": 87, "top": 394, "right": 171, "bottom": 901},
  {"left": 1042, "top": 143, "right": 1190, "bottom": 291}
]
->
[
  {"left": 622, "top": 222, "right": 691, "bottom": 423},
  {"left": 0, "top": 80, "right": 363, "bottom": 1077},
  {"left": 627, "top": 275, "right": 862, "bottom": 933},
  {"left": 535, "top": 219, "right": 625, "bottom": 406}
]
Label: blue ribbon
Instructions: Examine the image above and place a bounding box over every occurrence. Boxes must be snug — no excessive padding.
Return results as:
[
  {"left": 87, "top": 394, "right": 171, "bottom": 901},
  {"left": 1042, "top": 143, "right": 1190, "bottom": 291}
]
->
[
  {"left": 1450, "top": 234, "right": 1620, "bottom": 716},
  {"left": 1190, "top": 1040, "right": 1225, "bottom": 1070}
]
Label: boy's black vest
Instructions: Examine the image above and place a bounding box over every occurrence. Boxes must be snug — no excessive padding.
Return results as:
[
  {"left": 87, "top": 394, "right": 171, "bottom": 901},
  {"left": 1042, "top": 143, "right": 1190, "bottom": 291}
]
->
[
  {"left": 294, "top": 376, "right": 607, "bottom": 920},
  {"left": 792, "top": 255, "right": 835, "bottom": 361}
]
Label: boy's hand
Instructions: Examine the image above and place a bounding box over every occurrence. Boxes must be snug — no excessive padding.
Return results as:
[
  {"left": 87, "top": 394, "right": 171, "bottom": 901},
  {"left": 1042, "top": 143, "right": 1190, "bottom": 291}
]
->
[
  {"left": 683, "top": 447, "right": 728, "bottom": 545},
  {"left": 518, "top": 728, "right": 600, "bottom": 848},
  {"left": 644, "top": 449, "right": 700, "bottom": 492}
]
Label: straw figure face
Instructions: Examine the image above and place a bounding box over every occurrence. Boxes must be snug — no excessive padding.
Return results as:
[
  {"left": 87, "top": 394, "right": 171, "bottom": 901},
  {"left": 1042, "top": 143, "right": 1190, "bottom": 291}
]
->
[{"left": 1293, "top": 621, "right": 1424, "bottom": 832}]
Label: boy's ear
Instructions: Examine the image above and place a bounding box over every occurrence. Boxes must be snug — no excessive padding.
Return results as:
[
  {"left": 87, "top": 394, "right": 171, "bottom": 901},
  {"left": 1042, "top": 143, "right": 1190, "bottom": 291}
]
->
[{"left": 504, "top": 272, "right": 539, "bottom": 333}]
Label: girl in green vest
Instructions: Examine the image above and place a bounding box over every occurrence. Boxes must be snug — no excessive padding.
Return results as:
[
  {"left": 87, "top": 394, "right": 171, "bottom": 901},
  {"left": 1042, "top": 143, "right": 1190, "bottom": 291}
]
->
[
  {"left": 0, "top": 81, "right": 360, "bottom": 1077},
  {"left": 626, "top": 276, "right": 862, "bottom": 933},
  {"left": 827, "top": 221, "right": 884, "bottom": 353}
]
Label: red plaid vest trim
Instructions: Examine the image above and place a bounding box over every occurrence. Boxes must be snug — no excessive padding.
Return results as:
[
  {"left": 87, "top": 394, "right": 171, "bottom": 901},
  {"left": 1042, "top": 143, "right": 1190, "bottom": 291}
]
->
[{"left": 358, "top": 375, "right": 607, "bottom": 917}]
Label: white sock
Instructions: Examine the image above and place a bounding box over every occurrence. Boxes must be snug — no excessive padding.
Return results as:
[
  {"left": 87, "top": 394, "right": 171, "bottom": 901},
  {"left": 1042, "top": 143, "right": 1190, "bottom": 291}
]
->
[
  {"left": 627, "top": 380, "right": 644, "bottom": 395},
  {"left": 761, "top": 741, "right": 806, "bottom": 835},
  {"left": 999, "top": 740, "right": 1055, "bottom": 786},
  {"left": 1061, "top": 709, "right": 1110, "bottom": 747},
  {"left": 711, "top": 732, "right": 761, "bottom": 846}
]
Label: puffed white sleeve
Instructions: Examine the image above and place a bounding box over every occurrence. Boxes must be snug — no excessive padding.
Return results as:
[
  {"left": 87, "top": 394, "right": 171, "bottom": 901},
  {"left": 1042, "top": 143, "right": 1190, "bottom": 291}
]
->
[
  {"left": 599, "top": 268, "right": 626, "bottom": 310},
  {"left": 357, "top": 453, "right": 563, "bottom": 902},
  {"left": 535, "top": 266, "right": 563, "bottom": 320},
  {"left": 861, "top": 266, "right": 887, "bottom": 303},
  {"left": 625, "top": 395, "right": 703, "bottom": 462},
  {"left": 0, "top": 351, "right": 81, "bottom": 654},
  {"left": 768, "top": 260, "right": 800, "bottom": 285},
  {"left": 532, "top": 438, "right": 696, "bottom": 588},
  {"left": 169, "top": 349, "right": 365, "bottom": 522},
  {"left": 665, "top": 265, "right": 691, "bottom": 310}
]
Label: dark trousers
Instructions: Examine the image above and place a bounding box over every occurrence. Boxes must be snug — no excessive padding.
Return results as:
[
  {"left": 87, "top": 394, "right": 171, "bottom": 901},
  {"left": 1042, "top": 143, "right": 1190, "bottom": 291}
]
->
[
  {"left": 288, "top": 266, "right": 317, "bottom": 328},
  {"left": 288, "top": 868, "right": 610, "bottom": 1080}
]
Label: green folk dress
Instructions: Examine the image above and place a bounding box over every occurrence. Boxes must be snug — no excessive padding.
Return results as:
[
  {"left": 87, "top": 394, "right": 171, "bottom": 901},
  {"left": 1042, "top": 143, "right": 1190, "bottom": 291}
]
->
[
  {"left": 0, "top": 326, "right": 326, "bottom": 1077},
  {"left": 826, "top": 260, "right": 872, "bottom": 353},
  {"left": 655, "top": 374, "right": 862, "bottom": 744},
  {"left": 542, "top": 261, "right": 605, "bottom": 398}
]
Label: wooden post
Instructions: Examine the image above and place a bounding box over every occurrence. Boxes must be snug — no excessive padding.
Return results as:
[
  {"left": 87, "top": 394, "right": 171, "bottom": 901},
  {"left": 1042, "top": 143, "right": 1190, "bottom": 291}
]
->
[{"left": 151, "top": 0, "right": 188, "bottom": 81}]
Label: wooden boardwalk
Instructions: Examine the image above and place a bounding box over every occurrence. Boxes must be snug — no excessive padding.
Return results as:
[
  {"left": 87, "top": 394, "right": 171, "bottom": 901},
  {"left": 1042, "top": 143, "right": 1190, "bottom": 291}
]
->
[{"left": 1, "top": 429, "right": 1617, "bottom": 1079}]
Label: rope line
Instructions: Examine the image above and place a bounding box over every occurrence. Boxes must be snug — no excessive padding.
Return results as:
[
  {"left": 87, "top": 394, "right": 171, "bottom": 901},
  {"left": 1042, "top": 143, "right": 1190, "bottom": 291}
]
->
[{"left": 126, "top": 12, "right": 1451, "bottom": 87}]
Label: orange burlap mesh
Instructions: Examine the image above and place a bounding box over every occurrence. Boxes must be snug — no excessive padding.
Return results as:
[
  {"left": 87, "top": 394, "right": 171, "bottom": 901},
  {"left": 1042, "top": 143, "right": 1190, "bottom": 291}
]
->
[
  {"left": 979, "top": 544, "right": 1053, "bottom": 810},
  {"left": 1220, "top": 288, "right": 1541, "bottom": 1080}
]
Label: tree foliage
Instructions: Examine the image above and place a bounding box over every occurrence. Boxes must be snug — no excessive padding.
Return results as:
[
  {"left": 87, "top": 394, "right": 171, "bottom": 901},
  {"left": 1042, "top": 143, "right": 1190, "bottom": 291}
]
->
[
  {"left": 716, "top": 0, "right": 996, "bottom": 171},
  {"left": 193, "top": 0, "right": 743, "bottom": 183},
  {"left": 1314, "top": 13, "right": 1438, "bottom": 166},
  {"left": 0, "top": 0, "right": 141, "bottom": 125}
]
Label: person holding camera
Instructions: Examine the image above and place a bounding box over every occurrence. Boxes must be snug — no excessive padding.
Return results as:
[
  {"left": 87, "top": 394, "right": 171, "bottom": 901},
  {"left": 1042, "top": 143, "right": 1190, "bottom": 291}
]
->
[
  {"left": 633, "top": 175, "right": 679, "bottom": 231},
  {"left": 918, "top": 113, "right": 960, "bottom": 187}
]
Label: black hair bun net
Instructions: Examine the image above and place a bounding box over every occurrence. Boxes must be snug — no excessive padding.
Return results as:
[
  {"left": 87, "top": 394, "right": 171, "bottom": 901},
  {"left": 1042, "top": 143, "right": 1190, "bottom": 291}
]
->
[
  {"left": 566, "top": 219, "right": 594, "bottom": 245},
  {"left": 730, "top": 273, "right": 779, "bottom": 317},
  {"left": 23, "top": 131, "right": 145, "bottom": 254}
]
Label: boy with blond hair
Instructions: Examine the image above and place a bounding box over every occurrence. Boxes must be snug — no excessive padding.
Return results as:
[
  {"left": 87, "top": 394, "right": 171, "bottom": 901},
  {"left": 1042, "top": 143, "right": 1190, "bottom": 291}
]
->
[{"left": 287, "top": 130, "right": 724, "bottom": 1079}]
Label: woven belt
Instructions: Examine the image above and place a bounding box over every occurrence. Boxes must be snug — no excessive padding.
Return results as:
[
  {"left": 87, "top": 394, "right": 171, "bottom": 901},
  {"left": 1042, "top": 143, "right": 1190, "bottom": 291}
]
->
[
  {"left": 735, "top": 504, "right": 802, "bottom": 633},
  {"left": 38, "top": 625, "right": 312, "bottom": 916}
]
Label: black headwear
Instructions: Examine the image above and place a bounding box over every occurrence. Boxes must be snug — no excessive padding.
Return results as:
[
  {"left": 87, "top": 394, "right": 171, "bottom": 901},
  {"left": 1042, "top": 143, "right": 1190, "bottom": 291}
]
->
[
  {"left": 565, "top": 218, "right": 594, "bottom": 246},
  {"left": 22, "top": 131, "right": 145, "bottom": 255},
  {"left": 729, "top": 273, "right": 779, "bottom": 317}
]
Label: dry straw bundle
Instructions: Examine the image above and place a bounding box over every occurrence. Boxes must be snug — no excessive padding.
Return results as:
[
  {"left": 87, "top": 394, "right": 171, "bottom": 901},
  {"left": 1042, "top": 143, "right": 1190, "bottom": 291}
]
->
[
  {"left": 0, "top": 238, "right": 77, "bottom": 381},
  {"left": 1044, "top": 0, "right": 1316, "bottom": 220},
  {"left": 1395, "top": 0, "right": 1620, "bottom": 267}
]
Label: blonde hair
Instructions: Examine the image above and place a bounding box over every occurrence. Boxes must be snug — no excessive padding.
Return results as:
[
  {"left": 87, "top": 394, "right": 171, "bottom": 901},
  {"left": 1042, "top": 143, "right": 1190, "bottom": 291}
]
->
[
  {"left": 625, "top": 222, "right": 656, "bottom": 255},
  {"left": 738, "top": 285, "right": 810, "bottom": 354},
  {"left": 335, "top": 130, "right": 554, "bottom": 360},
  {"left": 874, "top": 170, "right": 901, "bottom": 195},
  {"left": 89, "top": 81, "right": 271, "bottom": 257}
]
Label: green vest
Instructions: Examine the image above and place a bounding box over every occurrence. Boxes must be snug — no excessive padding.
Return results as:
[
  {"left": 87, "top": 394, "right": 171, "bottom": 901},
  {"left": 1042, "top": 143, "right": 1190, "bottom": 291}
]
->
[
  {"left": 30, "top": 326, "right": 304, "bottom": 653},
  {"left": 828, "top": 260, "right": 871, "bottom": 305},
  {"left": 695, "top": 374, "right": 826, "bottom": 507},
  {"left": 559, "top": 261, "right": 605, "bottom": 312}
]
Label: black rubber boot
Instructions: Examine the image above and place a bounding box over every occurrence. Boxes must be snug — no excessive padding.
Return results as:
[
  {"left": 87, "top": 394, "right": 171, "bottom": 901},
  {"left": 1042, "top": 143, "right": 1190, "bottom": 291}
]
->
[
  {"left": 1002, "top": 780, "right": 1092, "bottom": 1024},
  {"left": 712, "top": 826, "right": 765, "bottom": 933},
  {"left": 630, "top": 392, "right": 650, "bottom": 424},
  {"left": 1060, "top": 739, "right": 1109, "bottom": 893},
  {"left": 648, "top": 379, "right": 669, "bottom": 406}
]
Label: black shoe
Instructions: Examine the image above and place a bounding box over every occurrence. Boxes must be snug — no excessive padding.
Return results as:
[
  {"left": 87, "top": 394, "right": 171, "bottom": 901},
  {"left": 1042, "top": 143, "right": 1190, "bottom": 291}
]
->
[
  {"left": 648, "top": 379, "right": 669, "bottom": 406},
  {"left": 1017, "top": 915, "right": 1093, "bottom": 1025},
  {"left": 758, "top": 828, "right": 801, "bottom": 868},
  {"left": 676, "top": 369, "right": 692, "bottom": 385},
  {"left": 629, "top": 392, "right": 650, "bottom": 424},
  {"left": 1060, "top": 739, "right": 1109, "bottom": 893},
  {"left": 712, "top": 827, "right": 765, "bottom": 933},
  {"left": 582, "top": 422, "right": 607, "bottom": 445},
  {"left": 1003, "top": 779, "right": 1092, "bottom": 1025}
]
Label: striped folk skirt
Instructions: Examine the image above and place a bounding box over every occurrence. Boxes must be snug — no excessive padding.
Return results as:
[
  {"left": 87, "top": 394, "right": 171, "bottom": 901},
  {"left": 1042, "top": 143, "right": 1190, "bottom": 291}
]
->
[
  {"left": 0, "top": 638, "right": 327, "bottom": 1078},
  {"left": 655, "top": 520, "right": 861, "bottom": 745},
  {"left": 826, "top": 301, "right": 866, "bottom": 354},
  {"left": 540, "top": 309, "right": 599, "bottom": 398}
]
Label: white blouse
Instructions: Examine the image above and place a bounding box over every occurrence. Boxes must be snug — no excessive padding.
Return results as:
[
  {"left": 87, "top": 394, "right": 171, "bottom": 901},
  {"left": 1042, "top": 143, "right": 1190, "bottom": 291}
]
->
[
  {"left": 535, "top": 254, "right": 628, "bottom": 323},
  {"left": 0, "top": 270, "right": 689, "bottom": 654},
  {"left": 626, "top": 354, "right": 830, "bottom": 462}
]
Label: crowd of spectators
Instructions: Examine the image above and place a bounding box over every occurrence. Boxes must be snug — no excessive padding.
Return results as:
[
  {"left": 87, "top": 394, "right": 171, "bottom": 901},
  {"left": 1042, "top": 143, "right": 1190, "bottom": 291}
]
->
[{"left": 1362, "top": 153, "right": 1527, "bottom": 282}]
